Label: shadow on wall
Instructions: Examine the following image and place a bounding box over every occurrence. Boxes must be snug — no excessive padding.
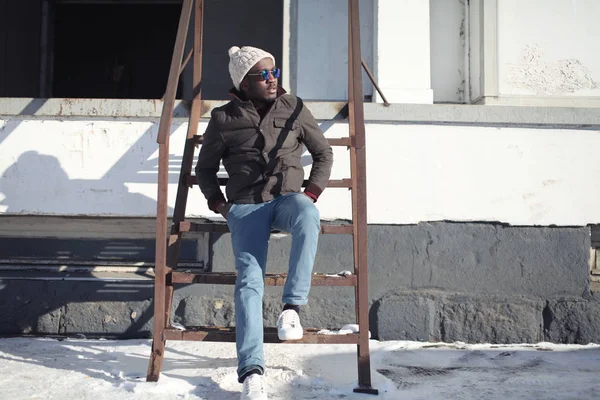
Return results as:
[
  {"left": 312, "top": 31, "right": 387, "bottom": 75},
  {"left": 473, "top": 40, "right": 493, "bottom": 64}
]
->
[
  {"left": 0, "top": 118, "right": 335, "bottom": 213},
  {"left": 0, "top": 114, "right": 338, "bottom": 339},
  {"left": 0, "top": 99, "right": 50, "bottom": 148},
  {"left": 0, "top": 120, "right": 184, "bottom": 339},
  {"left": 0, "top": 121, "right": 184, "bottom": 214},
  {"left": 0, "top": 150, "right": 169, "bottom": 214}
]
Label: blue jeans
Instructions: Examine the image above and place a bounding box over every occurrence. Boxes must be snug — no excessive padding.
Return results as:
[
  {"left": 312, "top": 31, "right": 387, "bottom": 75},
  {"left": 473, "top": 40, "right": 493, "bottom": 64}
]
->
[{"left": 226, "top": 193, "right": 321, "bottom": 381}]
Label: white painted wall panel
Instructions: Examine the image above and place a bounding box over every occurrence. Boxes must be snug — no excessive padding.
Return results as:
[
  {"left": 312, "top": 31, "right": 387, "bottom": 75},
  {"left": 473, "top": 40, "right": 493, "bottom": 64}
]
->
[
  {"left": 1, "top": 118, "right": 599, "bottom": 227},
  {"left": 430, "top": 0, "right": 465, "bottom": 103},
  {"left": 497, "top": 0, "right": 600, "bottom": 97},
  {"left": 295, "top": 0, "right": 374, "bottom": 101},
  {"left": 374, "top": 0, "right": 434, "bottom": 103},
  {"left": 468, "top": 0, "right": 483, "bottom": 101}
]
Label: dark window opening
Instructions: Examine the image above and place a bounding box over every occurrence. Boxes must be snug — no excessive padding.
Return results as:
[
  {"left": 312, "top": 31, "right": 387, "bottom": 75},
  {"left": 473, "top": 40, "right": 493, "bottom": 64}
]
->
[
  {"left": 52, "top": 3, "right": 181, "bottom": 99},
  {"left": 0, "top": 0, "right": 284, "bottom": 100}
]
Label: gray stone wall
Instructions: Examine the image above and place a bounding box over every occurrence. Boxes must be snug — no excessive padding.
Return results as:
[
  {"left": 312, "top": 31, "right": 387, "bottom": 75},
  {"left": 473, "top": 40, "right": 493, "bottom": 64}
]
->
[{"left": 1, "top": 222, "right": 597, "bottom": 344}]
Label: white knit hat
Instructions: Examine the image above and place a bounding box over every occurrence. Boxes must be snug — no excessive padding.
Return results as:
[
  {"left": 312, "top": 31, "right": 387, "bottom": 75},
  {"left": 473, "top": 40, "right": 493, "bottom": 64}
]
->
[{"left": 228, "top": 46, "right": 276, "bottom": 90}]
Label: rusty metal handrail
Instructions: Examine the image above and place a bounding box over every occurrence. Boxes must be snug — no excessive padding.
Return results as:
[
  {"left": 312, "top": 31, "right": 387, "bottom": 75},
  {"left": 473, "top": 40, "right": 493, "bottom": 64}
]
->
[
  {"left": 362, "top": 58, "right": 389, "bottom": 106},
  {"left": 156, "top": 0, "right": 193, "bottom": 145},
  {"left": 148, "top": 0, "right": 378, "bottom": 394},
  {"left": 149, "top": 0, "right": 194, "bottom": 381},
  {"left": 348, "top": 0, "right": 374, "bottom": 393}
]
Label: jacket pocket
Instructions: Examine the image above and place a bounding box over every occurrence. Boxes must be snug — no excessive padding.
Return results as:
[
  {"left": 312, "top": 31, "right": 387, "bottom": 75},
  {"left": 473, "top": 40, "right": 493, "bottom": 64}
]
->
[
  {"left": 273, "top": 118, "right": 300, "bottom": 150},
  {"left": 280, "top": 158, "right": 305, "bottom": 193}
]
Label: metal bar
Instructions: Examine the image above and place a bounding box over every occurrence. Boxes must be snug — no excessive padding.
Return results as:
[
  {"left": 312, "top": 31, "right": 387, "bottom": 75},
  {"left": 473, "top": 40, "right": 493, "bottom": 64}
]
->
[
  {"left": 164, "top": 327, "right": 359, "bottom": 344},
  {"left": 171, "top": 271, "right": 357, "bottom": 286},
  {"left": 165, "top": 0, "right": 204, "bottom": 274},
  {"left": 184, "top": 175, "right": 351, "bottom": 189},
  {"left": 156, "top": 0, "right": 193, "bottom": 145},
  {"left": 147, "top": 0, "right": 194, "bottom": 383},
  {"left": 361, "top": 58, "right": 389, "bottom": 106},
  {"left": 179, "top": 221, "right": 353, "bottom": 235},
  {"left": 178, "top": 48, "right": 194, "bottom": 77},
  {"left": 327, "top": 138, "right": 352, "bottom": 147},
  {"left": 188, "top": 0, "right": 204, "bottom": 139},
  {"left": 162, "top": 0, "right": 205, "bottom": 377},
  {"left": 348, "top": 0, "right": 376, "bottom": 394},
  {"left": 194, "top": 135, "right": 351, "bottom": 147},
  {"left": 147, "top": 150, "right": 169, "bottom": 382}
]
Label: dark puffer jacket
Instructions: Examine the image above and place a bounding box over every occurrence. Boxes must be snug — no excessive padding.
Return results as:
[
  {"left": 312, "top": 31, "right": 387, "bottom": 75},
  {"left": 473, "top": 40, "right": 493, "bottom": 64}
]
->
[{"left": 195, "top": 91, "right": 333, "bottom": 212}]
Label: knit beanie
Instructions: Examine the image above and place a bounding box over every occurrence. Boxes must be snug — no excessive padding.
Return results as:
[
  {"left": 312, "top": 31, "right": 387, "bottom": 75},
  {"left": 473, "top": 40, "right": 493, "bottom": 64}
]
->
[{"left": 228, "top": 46, "right": 276, "bottom": 90}]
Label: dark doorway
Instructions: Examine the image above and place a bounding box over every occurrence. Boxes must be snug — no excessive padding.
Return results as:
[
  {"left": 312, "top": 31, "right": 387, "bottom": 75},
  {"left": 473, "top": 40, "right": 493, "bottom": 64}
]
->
[
  {"left": 52, "top": 3, "right": 181, "bottom": 99},
  {"left": 2, "top": 0, "right": 284, "bottom": 100}
]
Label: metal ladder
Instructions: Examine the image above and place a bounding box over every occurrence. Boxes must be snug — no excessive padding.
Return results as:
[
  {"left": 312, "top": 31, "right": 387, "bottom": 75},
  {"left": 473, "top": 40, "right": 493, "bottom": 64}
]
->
[{"left": 146, "top": 0, "right": 386, "bottom": 394}]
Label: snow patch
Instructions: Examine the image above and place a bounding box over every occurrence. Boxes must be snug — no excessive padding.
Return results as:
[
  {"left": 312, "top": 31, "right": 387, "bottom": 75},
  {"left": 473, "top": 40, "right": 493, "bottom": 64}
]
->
[{"left": 0, "top": 338, "right": 599, "bottom": 399}]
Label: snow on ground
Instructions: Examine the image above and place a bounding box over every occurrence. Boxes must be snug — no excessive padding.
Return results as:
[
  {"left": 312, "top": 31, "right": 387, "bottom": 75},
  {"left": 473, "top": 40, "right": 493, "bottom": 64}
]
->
[{"left": 1, "top": 337, "right": 599, "bottom": 400}]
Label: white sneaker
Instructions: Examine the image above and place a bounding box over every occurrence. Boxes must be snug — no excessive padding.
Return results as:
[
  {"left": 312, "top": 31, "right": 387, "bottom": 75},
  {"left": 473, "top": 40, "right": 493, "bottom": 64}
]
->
[
  {"left": 277, "top": 309, "right": 303, "bottom": 341},
  {"left": 241, "top": 373, "right": 267, "bottom": 400}
]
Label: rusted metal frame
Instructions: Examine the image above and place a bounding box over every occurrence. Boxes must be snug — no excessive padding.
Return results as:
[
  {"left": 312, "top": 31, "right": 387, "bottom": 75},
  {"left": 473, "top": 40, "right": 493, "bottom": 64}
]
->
[
  {"left": 156, "top": 0, "right": 193, "bottom": 145},
  {"left": 178, "top": 221, "right": 354, "bottom": 235},
  {"left": 171, "top": 271, "right": 357, "bottom": 286},
  {"left": 361, "top": 58, "right": 389, "bottom": 106},
  {"left": 163, "top": 327, "right": 359, "bottom": 344},
  {"left": 327, "top": 137, "right": 352, "bottom": 147},
  {"left": 320, "top": 224, "right": 354, "bottom": 234},
  {"left": 166, "top": 0, "right": 204, "bottom": 275},
  {"left": 183, "top": 174, "right": 352, "bottom": 189},
  {"left": 147, "top": 0, "right": 194, "bottom": 383},
  {"left": 163, "top": 0, "right": 205, "bottom": 339},
  {"left": 179, "top": 48, "right": 194, "bottom": 77},
  {"left": 348, "top": 0, "right": 377, "bottom": 395},
  {"left": 165, "top": 0, "right": 205, "bottom": 346},
  {"left": 194, "top": 135, "right": 351, "bottom": 147}
]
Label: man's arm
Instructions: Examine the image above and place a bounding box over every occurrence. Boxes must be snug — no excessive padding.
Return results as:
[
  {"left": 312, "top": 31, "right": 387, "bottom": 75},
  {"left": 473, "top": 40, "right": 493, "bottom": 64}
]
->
[
  {"left": 195, "top": 118, "right": 227, "bottom": 213},
  {"left": 298, "top": 101, "right": 333, "bottom": 201}
]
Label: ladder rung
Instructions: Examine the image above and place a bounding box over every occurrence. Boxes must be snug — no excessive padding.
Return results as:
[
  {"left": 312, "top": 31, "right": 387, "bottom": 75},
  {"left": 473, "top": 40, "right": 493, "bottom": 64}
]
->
[
  {"left": 179, "top": 221, "right": 353, "bottom": 235},
  {"left": 170, "top": 271, "right": 356, "bottom": 286},
  {"left": 163, "top": 326, "right": 359, "bottom": 344},
  {"left": 193, "top": 135, "right": 352, "bottom": 147},
  {"left": 184, "top": 175, "right": 352, "bottom": 189},
  {"left": 327, "top": 137, "right": 352, "bottom": 147}
]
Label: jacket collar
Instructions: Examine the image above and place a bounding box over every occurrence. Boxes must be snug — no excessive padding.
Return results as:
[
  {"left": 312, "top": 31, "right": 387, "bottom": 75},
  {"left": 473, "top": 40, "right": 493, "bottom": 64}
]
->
[{"left": 228, "top": 86, "right": 287, "bottom": 103}]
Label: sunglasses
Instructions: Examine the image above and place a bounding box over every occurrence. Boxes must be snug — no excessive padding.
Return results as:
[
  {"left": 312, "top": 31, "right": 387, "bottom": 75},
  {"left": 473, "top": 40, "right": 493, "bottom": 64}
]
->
[{"left": 246, "top": 68, "right": 281, "bottom": 82}]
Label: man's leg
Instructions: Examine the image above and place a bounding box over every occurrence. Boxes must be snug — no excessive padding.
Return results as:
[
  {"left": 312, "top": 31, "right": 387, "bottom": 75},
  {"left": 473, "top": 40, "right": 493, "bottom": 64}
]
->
[
  {"left": 272, "top": 193, "right": 321, "bottom": 307},
  {"left": 227, "top": 202, "right": 272, "bottom": 382}
]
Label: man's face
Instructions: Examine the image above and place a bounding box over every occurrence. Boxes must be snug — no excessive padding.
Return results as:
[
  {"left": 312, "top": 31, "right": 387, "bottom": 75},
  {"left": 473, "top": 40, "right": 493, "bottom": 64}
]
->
[{"left": 240, "top": 58, "right": 278, "bottom": 102}]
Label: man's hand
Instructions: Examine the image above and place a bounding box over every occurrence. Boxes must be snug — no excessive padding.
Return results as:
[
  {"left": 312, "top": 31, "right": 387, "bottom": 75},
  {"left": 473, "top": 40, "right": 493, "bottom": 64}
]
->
[{"left": 216, "top": 201, "right": 232, "bottom": 219}]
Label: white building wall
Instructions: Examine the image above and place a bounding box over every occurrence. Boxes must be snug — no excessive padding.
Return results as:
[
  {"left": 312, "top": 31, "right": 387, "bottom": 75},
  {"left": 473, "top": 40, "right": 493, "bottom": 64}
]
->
[
  {"left": 295, "top": 0, "right": 374, "bottom": 101},
  {"left": 497, "top": 0, "right": 600, "bottom": 98},
  {"left": 430, "top": 0, "right": 465, "bottom": 103},
  {"left": 374, "top": 0, "right": 434, "bottom": 104},
  {"left": 1, "top": 118, "right": 599, "bottom": 227},
  {"left": 469, "top": 0, "right": 600, "bottom": 105},
  {"left": 468, "top": 0, "right": 483, "bottom": 102}
]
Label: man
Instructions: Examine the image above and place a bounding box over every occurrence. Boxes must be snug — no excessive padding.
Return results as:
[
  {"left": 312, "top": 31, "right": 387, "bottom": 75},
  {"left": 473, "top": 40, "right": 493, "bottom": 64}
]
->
[{"left": 195, "top": 46, "right": 333, "bottom": 400}]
